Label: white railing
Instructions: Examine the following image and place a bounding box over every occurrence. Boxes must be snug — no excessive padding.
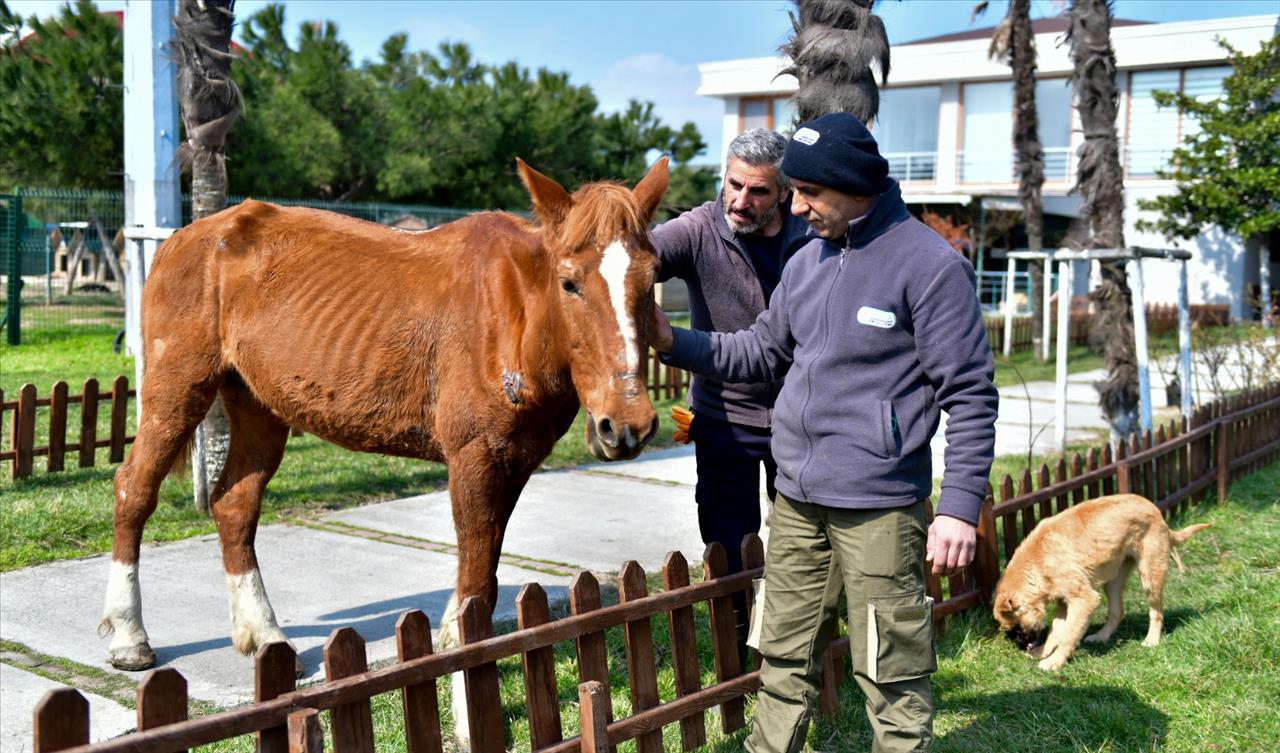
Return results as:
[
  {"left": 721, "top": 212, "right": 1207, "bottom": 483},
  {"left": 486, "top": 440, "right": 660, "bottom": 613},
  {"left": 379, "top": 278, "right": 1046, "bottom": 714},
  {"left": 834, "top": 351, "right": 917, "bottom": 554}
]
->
[
  {"left": 883, "top": 151, "right": 938, "bottom": 183},
  {"left": 956, "top": 147, "right": 1076, "bottom": 185}
]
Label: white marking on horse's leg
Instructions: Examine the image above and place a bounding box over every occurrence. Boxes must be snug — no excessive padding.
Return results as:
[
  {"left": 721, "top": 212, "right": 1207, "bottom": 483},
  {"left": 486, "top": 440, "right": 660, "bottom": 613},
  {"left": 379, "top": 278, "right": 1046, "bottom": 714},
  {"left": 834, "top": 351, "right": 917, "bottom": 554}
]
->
[
  {"left": 100, "top": 560, "right": 155, "bottom": 670},
  {"left": 225, "top": 569, "right": 289, "bottom": 655},
  {"left": 599, "top": 239, "right": 639, "bottom": 374},
  {"left": 437, "top": 592, "right": 472, "bottom": 749},
  {"left": 452, "top": 672, "right": 472, "bottom": 749}
]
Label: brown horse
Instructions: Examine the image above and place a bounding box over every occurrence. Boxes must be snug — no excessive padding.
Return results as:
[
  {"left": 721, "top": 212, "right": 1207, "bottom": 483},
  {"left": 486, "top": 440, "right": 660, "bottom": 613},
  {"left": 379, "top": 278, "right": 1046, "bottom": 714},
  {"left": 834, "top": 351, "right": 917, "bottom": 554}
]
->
[{"left": 100, "top": 159, "right": 667, "bottom": 673}]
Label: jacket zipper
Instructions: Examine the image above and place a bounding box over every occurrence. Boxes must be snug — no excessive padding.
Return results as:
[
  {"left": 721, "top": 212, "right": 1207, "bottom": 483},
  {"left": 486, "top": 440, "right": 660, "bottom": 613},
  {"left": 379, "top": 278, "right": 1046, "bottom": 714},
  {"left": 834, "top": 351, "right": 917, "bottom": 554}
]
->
[{"left": 795, "top": 247, "right": 847, "bottom": 499}]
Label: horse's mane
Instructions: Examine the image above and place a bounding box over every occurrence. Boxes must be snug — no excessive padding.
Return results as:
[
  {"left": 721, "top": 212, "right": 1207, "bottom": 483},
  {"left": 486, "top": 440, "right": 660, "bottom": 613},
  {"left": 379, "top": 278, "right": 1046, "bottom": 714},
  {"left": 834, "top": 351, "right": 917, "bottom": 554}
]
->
[{"left": 559, "top": 182, "right": 648, "bottom": 251}]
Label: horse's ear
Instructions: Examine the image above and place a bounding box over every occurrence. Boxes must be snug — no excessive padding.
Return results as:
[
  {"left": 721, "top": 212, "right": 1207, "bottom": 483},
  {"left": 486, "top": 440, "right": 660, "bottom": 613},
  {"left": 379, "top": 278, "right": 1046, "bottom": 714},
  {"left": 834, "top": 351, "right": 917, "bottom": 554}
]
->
[
  {"left": 633, "top": 156, "right": 670, "bottom": 223},
  {"left": 517, "top": 158, "right": 572, "bottom": 228}
]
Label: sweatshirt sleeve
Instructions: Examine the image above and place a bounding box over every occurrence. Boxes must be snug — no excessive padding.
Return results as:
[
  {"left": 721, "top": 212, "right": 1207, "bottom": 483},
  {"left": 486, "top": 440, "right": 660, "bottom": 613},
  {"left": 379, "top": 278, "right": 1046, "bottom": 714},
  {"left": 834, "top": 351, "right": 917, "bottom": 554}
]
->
[
  {"left": 651, "top": 211, "right": 698, "bottom": 283},
  {"left": 662, "top": 273, "right": 794, "bottom": 383},
  {"left": 912, "top": 258, "right": 999, "bottom": 525}
]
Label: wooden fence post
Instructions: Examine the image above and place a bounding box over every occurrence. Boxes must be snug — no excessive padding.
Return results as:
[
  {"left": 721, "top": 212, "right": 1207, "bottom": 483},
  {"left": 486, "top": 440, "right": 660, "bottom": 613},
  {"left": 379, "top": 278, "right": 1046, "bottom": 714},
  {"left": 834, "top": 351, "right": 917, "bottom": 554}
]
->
[
  {"left": 49, "top": 381, "right": 69, "bottom": 472},
  {"left": 79, "top": 378, "right": 99, "bottom": 468},
  {"left": 396, "top": 610, "right": 444, "bottom": 753},
  {"left": 516, "top": 584, "right": 563, "bottom": 751},
  {"left": 256, "top": 642, "right": 299, "bottom": 753},
  {"left": 109, "top": 376, "right": 129, "bottom": 463},
  {"left": 288, "top": 708, "right": 324, "bottom": 753},
  {"left": 137, "top": 667, "right": 188, "bottom": 752},
  {"left": 13, "top": 383, "right": 35, "bottom": 478},
  {"left": 1216, "top": 416, "right": 1230, "bottom": 504},
  {"left": 975, "top": 495, "right": 999, "bottom": 605},
  {"left": 578, "top": 681, "right": 611, "bottom": 753},
  {"left": 662, "top": 551, "right": 707, "bottom": 750},
  {"left": 323, "top": 627, "right": 375, "bottom": 753},
  {"left": 457, "top": 597, "right": 504, "bottom": 753},
  {"left": 570, "top": 572, "right": 615, "bottom": 753},
  {"left": 704, "top": 542, "right": 746, "bottom": 733},
  {"left": 619, "top": 561, "right": 662, "bottom": 753},
  {"left": 33, "top": 688, "right": 89, "bottom": 753}
]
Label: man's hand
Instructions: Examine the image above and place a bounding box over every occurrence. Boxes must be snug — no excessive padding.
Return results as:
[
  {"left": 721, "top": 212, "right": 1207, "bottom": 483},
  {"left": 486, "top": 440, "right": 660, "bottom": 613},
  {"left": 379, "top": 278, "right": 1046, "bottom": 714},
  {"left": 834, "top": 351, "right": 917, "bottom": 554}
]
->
[
  {"left": 651, "top": 305, "right": 674, "bottom": 353},
  {"left": 926, "top": 515, "right": 976, "bottom": 577}
]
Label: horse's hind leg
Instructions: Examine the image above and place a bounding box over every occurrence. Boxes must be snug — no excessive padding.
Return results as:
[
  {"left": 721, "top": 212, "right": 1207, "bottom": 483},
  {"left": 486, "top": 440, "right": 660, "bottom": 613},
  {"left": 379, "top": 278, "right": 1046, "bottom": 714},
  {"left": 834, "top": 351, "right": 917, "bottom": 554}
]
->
[
  {"left": 102, "top": 367, "right": 220, "bottom": 670},
  {"left": 209, "top": 379, "right": 292, "bottom": 659}
]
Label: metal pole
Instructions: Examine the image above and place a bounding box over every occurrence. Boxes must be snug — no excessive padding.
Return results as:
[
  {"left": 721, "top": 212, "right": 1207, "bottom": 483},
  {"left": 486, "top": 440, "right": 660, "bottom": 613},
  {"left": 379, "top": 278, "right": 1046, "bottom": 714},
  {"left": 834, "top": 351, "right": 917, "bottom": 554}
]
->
[
  {"left": 1003, "top": 255, "right": 1016, "bottom": 358},
  {"left": 6, "top": 190, "right": 21, "bottom": 345},
  {"left": 1055, "top": 257, "right": 1072, "bottom": 450},
  {"left": 1129, "top": 254, "right": 1153, "bottom": 434},
  {"left": 1178, "top": 258, "right": 1193, "bottom": 418},
  {"left": 1042, "top": 255, "right": 1053, "bottom": 361},
  {"left": 1261, "top": 242, "right": 1273, "bottom": 328},
  {"left": 123, "top": 0, "right": 181, "bottom": 411}
]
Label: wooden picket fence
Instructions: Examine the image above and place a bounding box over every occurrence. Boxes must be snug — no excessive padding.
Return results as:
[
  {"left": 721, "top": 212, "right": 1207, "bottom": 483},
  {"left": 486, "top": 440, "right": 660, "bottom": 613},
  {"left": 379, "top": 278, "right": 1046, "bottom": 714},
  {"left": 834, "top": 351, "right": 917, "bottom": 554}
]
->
[
  {"left": 1, "top": 377, "right": 135, "bottom": 480},
  {"left": 2, "top": 366, "right": 692, "bottom": 479},
  {"left": 984, "top": 316, "right": 1034, "bottom": 354},
  {"left": 25, "top": 384, "right": 1280, "bottom": 753}
]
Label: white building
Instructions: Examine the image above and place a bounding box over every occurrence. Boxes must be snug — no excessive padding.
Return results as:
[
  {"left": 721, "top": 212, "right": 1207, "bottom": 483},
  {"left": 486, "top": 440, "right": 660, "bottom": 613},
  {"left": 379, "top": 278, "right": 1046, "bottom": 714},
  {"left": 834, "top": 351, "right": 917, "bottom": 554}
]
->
[{"left": 696, "top": 14, "right": 1277, "bottom": 319}]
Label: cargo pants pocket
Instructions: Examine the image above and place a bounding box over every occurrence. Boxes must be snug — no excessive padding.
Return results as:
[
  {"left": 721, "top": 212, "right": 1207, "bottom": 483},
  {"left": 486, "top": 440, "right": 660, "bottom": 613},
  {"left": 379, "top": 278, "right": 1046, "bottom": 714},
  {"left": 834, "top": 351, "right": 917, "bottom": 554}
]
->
[{"left": 866, "top": 590, "right": 936, "bottom": 684}]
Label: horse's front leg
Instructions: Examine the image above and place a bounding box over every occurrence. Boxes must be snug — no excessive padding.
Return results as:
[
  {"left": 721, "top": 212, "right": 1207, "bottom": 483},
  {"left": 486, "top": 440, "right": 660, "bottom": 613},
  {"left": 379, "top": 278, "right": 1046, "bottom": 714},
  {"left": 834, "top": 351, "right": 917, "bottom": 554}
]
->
[{"left": 439, "top": 444, "right": 531, "bottom": 749}]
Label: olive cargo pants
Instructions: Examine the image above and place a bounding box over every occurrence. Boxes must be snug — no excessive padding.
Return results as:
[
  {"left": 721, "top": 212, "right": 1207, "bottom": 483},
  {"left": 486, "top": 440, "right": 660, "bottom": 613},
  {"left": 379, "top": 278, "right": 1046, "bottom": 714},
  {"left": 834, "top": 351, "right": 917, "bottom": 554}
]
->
[{"left": 745, "top": 494, "right": 936, "bottom": 753}]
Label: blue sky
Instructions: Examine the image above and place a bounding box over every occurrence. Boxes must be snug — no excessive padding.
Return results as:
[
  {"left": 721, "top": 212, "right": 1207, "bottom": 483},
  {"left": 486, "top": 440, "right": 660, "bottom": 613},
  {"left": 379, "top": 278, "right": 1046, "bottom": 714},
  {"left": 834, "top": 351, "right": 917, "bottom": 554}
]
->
[{"left": 10, "top": 0, "right": 1278, "bottom": 162}]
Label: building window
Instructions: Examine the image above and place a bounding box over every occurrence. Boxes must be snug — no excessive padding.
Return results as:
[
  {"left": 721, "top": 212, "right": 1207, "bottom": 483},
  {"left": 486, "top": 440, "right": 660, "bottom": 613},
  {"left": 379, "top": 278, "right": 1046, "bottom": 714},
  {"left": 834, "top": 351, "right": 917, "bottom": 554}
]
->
[
  {"left": 876, "top": 86, "right": 941, "bottom": 182},
  {"left": 739, "top": 96, "right": 793, "bottom": 133},
  {"left": 1036, "top": 78, "right": 1073, "bottom": 181},
  {"left": 1126, "top": 66, "right": 1229, "bottom": 178},
  {"left": 961, "top": 81, "right": 1014, "bottom": 183}
]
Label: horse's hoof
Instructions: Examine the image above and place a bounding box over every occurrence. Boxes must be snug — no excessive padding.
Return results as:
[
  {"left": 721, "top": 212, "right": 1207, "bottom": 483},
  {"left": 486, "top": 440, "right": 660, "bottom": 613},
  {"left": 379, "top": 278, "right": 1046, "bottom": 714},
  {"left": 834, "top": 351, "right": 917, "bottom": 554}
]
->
[{"left": 109, "top": 644, "right": 156, "bottom": 671}]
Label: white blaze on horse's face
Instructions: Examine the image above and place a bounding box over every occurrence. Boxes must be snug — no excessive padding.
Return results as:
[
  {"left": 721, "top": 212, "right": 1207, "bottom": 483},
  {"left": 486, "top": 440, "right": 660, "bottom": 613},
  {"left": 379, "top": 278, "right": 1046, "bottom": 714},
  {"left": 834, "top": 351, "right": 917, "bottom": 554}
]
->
[{"left": 598, "top": 238, "right": 640, "bottom": 375}]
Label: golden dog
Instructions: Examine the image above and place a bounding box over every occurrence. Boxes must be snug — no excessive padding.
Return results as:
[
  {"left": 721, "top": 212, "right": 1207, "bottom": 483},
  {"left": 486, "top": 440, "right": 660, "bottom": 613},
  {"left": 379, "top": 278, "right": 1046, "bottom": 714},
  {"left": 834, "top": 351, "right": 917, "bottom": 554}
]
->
[{"left": 993, "top": 494, "right": 1211, "bottom": 670}]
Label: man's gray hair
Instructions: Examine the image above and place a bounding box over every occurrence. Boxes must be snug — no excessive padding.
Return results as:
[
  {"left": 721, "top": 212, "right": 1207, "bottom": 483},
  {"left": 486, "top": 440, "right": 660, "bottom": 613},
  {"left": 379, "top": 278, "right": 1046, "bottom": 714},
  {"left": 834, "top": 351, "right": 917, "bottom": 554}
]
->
[{"left": 726, "top": 128, "right": 790, "bottom": 191}]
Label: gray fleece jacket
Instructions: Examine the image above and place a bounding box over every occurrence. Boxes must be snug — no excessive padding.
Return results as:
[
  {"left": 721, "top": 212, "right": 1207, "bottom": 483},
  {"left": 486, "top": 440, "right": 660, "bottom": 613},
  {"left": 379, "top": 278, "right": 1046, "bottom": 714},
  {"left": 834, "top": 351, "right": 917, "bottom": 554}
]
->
[
  {"left": 662, "top": 181, "right": 998, "bottom": 524},
  {"left": 652, "top": 194, "right": 812, "bottom": 428}
]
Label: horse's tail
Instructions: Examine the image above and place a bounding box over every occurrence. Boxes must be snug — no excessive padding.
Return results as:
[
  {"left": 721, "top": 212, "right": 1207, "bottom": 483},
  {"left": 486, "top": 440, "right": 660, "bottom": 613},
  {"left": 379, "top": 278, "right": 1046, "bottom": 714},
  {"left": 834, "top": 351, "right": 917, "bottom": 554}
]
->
[{"left": 165, "top": 438, "right": 193, "bottom": 480}]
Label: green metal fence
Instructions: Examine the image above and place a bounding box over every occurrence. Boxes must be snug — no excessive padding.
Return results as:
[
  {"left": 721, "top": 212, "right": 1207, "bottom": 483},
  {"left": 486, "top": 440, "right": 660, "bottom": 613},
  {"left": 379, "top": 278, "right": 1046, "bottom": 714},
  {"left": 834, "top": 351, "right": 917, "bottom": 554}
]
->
[{"left": 0, "top": 188, "right": 479, "bottom": 346}]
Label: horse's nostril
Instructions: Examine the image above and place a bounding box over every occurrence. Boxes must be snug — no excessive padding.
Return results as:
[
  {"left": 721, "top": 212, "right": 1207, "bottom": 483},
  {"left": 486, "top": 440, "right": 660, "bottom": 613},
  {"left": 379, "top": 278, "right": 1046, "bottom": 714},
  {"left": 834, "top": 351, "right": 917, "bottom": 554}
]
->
[{"left": 597, "top": 417, "right": 618, "bottom": 448}]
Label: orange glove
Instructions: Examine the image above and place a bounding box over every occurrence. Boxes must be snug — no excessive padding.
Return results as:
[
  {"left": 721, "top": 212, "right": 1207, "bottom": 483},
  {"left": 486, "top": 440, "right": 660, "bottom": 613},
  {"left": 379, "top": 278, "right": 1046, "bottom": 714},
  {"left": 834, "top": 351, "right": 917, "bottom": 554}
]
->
[{"left": 671, "top": 405, "right": 694, "bottom": 444}]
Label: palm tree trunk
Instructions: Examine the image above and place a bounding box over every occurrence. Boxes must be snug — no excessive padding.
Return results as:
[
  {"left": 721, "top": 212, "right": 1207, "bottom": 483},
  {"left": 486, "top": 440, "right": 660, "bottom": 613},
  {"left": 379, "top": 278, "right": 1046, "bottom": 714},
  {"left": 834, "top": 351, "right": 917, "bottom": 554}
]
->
[
  {"left": 1067, "top": 0, "right": 1138, "bottom": 439},
  {"left": 175, "top": 0, "right": 241, "bottom": 513},
  {"left": 780, "top": 0, "right": 891, "bottom": 126},
  {"left": 1007, "top": 0, "right": 1047, "bottom": 361}
]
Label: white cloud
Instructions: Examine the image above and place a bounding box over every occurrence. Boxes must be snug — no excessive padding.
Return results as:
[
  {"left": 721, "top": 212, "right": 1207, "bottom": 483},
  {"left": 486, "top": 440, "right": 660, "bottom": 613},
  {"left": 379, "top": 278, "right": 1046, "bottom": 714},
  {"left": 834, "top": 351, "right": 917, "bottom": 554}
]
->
[{"left": 593, "top": 52, "right": 724, "bottom": 163}]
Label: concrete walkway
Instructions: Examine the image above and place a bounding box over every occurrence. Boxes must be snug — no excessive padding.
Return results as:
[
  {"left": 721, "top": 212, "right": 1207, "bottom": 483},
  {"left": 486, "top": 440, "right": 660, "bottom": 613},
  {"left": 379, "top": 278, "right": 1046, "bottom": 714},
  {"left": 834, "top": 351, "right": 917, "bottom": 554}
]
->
[{"left": 0, "top": 361, "right": 1249, "bottom": 749}]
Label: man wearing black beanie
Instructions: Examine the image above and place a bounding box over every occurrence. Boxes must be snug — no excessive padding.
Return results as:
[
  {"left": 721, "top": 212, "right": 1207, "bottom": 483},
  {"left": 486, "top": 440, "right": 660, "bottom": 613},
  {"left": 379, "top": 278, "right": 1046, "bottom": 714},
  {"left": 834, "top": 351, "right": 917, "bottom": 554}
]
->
[{"left": 653, "top": 111, "right": 998, "bottom": 753}]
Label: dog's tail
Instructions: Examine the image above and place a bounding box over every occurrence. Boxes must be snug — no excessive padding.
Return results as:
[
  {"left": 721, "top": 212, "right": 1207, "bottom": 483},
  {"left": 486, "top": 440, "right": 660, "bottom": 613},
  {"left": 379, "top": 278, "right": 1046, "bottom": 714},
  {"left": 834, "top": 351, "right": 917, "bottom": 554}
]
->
[{"left": 1169, "top": 522, "right": 1213, "bottom": 573}]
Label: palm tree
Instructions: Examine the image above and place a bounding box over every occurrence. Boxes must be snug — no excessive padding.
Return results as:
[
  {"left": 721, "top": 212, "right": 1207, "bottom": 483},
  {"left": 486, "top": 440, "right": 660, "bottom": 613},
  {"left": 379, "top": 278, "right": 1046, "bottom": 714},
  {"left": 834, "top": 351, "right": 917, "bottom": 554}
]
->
[
  {"left": 980, "top": 0, "right": 1048, "bottom": 361},
  {"left": 779, "top": 0, "right": 891, "bottom": 126},
  {"left": 1066, "top": 0, "right": 1138, "bottom": 438},
  {"left": 174, "top": 0, "right": 242, "bottom": 511}
]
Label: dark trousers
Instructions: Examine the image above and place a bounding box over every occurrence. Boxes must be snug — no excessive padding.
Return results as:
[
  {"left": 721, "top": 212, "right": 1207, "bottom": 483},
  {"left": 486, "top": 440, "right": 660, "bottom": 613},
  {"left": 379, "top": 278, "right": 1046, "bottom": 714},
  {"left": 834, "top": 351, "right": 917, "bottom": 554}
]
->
[
  {"left": 692, "top": 413, "right": 776, "bottom": 571},
  {"left": 693, "top": 413, "right": 776, "bottom": 649}
]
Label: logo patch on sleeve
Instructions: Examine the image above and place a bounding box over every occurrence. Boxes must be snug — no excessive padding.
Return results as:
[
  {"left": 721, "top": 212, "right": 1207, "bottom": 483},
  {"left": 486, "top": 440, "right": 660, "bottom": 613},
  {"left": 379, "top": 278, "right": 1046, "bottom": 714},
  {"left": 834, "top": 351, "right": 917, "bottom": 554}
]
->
[{"left": 857, "top": 306, "right": 896, "bottom": 329}]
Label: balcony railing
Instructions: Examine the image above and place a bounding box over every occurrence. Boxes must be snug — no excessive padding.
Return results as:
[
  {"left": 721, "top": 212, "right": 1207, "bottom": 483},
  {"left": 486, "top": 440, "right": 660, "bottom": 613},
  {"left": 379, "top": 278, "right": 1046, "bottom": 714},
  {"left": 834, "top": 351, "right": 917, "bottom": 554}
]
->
[
  {"left": 884, "top": 151, "right": 937, "bottom": 183},
  {"left": 879, "top": 145, "right": 1174, "bottom": 190},
  {"left": 957, "top": 147, "right": 1076, "bottom": 184}
]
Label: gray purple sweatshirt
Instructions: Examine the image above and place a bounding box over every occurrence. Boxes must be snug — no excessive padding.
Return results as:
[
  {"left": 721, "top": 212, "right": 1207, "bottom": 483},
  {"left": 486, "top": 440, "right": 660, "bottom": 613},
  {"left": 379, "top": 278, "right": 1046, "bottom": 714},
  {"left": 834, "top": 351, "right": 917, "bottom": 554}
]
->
[
  {"left": 661, "top": 181, "right": 999, "bottom": 524},
  {"left": 652, "top": 194, "right": 813, "bottom": 428}
]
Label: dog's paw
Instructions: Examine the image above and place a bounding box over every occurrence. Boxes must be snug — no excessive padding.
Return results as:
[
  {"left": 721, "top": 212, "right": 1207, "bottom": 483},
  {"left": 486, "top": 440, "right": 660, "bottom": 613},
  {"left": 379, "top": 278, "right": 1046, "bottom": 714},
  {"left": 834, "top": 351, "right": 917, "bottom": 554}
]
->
[
  {"left": 1141, "top": 635, "right": 1161, "bottom": 647},
  {"left": 1037, "top": 652, "right": 1068, "bottom": 671},
  {"left": 1083, "top": 631, "right": 1112, "bottom": 644}
]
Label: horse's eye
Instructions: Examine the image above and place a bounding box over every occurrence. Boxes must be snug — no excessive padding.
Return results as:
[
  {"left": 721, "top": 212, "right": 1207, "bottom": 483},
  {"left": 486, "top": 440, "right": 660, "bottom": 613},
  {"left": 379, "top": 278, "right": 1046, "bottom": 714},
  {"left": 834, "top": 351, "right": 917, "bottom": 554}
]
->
[{"left": 560, "top": 278, "right": 580, "bottom": 296}]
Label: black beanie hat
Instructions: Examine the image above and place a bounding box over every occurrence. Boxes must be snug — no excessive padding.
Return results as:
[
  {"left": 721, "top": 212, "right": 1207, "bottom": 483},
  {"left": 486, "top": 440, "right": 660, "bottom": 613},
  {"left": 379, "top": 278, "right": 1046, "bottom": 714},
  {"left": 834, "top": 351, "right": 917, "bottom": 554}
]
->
[{"left": 781, "top": 112, "right": 892, "bottom": 197}]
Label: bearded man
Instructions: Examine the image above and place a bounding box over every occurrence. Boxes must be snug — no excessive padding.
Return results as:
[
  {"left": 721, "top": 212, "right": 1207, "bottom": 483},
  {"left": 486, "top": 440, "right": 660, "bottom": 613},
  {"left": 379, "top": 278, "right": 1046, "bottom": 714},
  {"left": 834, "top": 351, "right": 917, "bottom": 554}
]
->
[{"left": 651, "top": 128, "right": 812, "bottom": 653}]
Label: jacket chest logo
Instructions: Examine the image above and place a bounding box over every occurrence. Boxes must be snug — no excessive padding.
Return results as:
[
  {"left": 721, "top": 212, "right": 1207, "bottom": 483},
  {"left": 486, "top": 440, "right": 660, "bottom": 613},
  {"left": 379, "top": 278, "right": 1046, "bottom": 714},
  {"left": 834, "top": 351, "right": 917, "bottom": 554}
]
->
[{"left": 856, "top": 305, "right": 896, "bottom": 329}]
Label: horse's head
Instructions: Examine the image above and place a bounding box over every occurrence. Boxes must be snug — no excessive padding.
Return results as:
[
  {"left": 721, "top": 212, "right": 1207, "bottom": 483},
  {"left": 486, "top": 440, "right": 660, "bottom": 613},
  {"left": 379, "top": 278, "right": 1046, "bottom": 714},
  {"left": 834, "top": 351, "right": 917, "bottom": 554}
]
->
[{"left": 517, "top": 157, "right": 669, "bottom": 461}]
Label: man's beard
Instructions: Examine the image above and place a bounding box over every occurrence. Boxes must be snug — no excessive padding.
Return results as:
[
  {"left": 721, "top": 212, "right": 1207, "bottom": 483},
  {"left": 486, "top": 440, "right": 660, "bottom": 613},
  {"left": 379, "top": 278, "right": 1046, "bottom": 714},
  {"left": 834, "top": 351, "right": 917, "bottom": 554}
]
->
[{"left": 724, "top": 198, "right": 780, "bottom": 235}]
